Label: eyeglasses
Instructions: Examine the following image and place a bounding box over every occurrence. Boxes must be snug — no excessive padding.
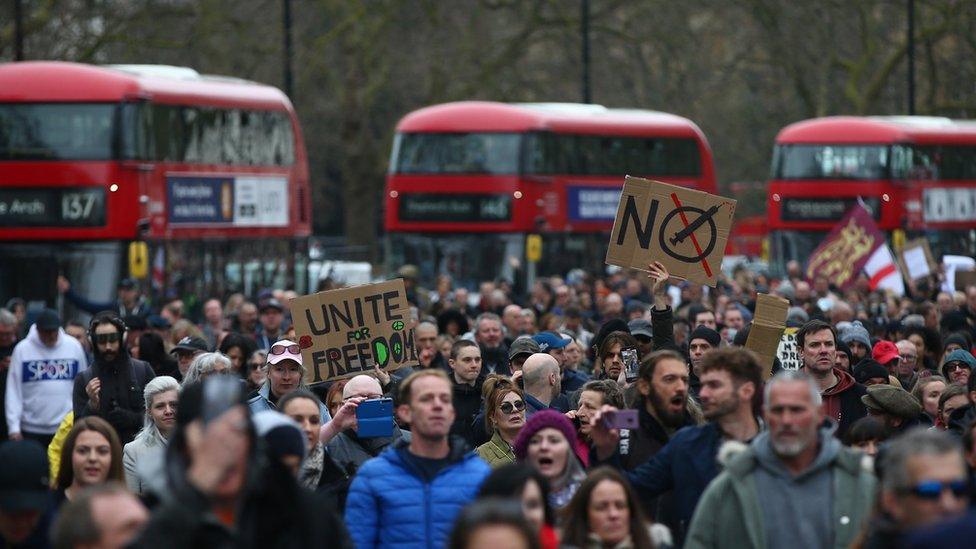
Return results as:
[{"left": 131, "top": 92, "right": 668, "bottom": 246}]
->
[
  {"left": 899, "top": 354, "right": 917, "bottom": 362},
  {"left": 94, "top": 333, "right": 121, "bottom": 344},
  {"left": 946, "top": 362, "right": 970, "bottom": 373},
  {"left": 344, "top": 393, "right": 382, "bottom": 402},
  {"left": 904, "top": 480, "right": 968, "bottom": 500},
  {"left": 270, "top": 343, "right": 300, "bottom": 356},
  {"left": 499, "top": 400, "right": 526, "bottom": 414}
]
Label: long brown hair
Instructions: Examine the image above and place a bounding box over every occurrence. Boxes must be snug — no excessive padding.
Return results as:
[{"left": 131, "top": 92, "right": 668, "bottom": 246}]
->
[
  {"left": 482, "top": 374, "right": 524, "bottom": 434},
  {"left": 56, "top": 416, "right": 125, "bottom": 490},
  {"left": 560, "top": 467, "right": 655, "bottom": 548}
]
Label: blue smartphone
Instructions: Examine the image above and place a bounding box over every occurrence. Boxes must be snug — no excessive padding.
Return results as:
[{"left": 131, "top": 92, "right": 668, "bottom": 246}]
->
[{"left": 356, "top": 397, "right": 394, "bottom": 438}]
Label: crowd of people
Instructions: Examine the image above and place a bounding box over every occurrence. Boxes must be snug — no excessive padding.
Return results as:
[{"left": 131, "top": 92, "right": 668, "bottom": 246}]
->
[{"left": 1, "top": 260, "right": 976, "bottom": 549}]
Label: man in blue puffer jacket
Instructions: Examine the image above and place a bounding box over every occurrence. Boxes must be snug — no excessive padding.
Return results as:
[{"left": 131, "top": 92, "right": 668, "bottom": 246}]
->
[{"left": 345, "top": 369, "right": 490, "bottom": 549}]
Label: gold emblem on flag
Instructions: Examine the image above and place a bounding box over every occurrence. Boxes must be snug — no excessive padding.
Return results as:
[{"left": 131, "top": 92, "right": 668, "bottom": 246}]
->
[{"left": 805, "top": 218, "right": 876, "bottom": 285}]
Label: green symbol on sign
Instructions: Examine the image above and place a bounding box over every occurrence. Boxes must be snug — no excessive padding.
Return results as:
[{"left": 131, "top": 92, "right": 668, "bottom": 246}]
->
[
  {"left": 376, "top": 342, "right": 389, "bottom": 365},
  {"left": 392, "top": 320, "right": 404, "bottom": 331},
  {"left": 394, "top": 342, "right": 402, "bottom": 355}
]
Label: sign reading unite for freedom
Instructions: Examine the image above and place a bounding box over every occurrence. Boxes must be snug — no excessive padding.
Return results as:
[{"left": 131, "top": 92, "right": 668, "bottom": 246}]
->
[{"left": 290, "top": 279, "right": 418, "bottom": 383}]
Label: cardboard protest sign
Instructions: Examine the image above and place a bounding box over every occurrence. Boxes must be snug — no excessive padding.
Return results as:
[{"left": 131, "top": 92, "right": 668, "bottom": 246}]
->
[
  {"left": 606, "top": 177, "right": 736, "bottom": 287},
  {"left": 957, "top": 270, "right": 976, "bottom": 292},
  {"left": 942, "top": 255, "right": 976, "bottom": 293},
  {"left": 744, "top": 293, "right": 789, "bottom": 379},
  {"left": 898, "top": 239, "right": 936, "bottom": 282},
  {"left": 290, "top": 279, "right": 418, "bottom": 383},
  {"left": 776, "top": 327, "right": 802, "bottom": 371}
]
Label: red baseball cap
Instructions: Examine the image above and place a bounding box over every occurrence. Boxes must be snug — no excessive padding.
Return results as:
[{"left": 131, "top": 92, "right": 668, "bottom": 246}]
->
[{"left": 872, "top": 340, "right": 900, "bottom": 365}]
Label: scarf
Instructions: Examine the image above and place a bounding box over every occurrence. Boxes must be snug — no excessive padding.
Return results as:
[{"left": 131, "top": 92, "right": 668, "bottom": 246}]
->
[
  {"left": 549, "top": 452, "right": 586, "bottom": 509},
  {"left": 299, "top": 442, "right": 325, "bottom": 489}
]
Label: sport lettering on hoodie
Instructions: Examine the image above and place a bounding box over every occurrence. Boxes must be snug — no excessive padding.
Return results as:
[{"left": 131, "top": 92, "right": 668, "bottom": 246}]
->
[{"left": 22, "top": 359, "right": 81, "bottom": 382}]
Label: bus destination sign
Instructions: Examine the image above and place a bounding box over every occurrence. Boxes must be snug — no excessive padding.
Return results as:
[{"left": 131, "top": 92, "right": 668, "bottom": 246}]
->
[
  {"left": 399, "top": 193, "right": 511, "bottom": 222},
  {"left": 0, "top": 187, "right": 105, "bottom": 227},
  {"left": 781, "top": 197, "right": 880, "bottom": 221}
]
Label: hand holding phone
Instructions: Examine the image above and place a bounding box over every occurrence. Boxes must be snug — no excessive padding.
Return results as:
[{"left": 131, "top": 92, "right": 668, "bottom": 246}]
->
[
  {"left": 355, "top": 397, "right": 394, "bottom": 438},
  {"left": 601, "top": 409, "right": 639, "bottom": 430},
  {"left": 621, "top": 346, "right": 640, "bottom": 382}
]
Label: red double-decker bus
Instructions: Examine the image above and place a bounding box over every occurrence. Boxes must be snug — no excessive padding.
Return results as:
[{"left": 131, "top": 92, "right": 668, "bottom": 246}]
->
[
  {"left": 768, "top": 116, "right": 976, "bottom": 269},
  {"left": 0, "top": 61, "right": 311, "bottom": 308},
  {"left": 384, "top": 101, "right": 716, "bottom": 285}
]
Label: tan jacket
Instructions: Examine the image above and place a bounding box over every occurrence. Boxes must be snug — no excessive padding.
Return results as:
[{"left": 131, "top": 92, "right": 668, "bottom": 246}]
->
[{"left": 475, "top": 430, "right": 516, "bottom": 467}]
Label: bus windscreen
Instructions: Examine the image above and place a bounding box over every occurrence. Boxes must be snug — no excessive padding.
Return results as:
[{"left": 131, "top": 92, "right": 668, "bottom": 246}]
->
[
  {"left": 774, "top": 144, "right": 890, "bottom": 180},
  {"left": 0, "top": 103, "right": 116, "bottom": 161},
  {"left": 393, "top": 133, "right": 521, "bottom": 175}
]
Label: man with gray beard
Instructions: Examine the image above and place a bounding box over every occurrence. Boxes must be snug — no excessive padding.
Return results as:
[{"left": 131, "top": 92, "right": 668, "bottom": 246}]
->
[{"left": 685, "top": 370, "right": 876, "bottom": 549}]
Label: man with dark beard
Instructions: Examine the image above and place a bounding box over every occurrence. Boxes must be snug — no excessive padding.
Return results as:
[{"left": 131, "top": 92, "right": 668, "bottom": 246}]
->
[
  {"left": 73, "top": 312, "right": 155, "bottom": 444},
  {"left": 590, "top": 347, "right": 763, "bottom": 545},
  {"left": 617, "top": 349, "right": 702, "bottom": 523}
]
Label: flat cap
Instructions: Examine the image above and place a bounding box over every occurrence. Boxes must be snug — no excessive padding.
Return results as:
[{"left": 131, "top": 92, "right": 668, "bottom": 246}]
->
[
  {"left": 508, "top": 336, "right": 541, "bottom": 361},
  {"left": 861, "top": 384, "right": 921, "bottom": 420}
]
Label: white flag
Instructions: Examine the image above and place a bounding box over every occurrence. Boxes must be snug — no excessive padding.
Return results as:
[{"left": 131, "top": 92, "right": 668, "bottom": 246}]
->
[{"left": 864, "top": 244, "right": 904, "bottom": 296}]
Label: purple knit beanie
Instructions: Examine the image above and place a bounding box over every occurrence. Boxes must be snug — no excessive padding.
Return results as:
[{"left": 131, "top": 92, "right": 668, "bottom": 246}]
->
[{"left": 513, "top": 408, "right": 578, "bottom": 460}]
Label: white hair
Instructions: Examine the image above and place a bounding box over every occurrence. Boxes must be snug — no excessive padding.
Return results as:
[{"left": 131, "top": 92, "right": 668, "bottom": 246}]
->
[
  {"left": 763, "top": 370, "right": 823, "bottom": 410},
  {"left": 181, "top": 352, "right": 232, "bottom": 387},
  {"left": 132, "top": 376, "right": 180, "bottom": 448}
]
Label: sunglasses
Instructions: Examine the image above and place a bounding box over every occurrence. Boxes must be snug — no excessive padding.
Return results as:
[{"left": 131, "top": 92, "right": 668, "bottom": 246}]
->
[
  {"left": 94, "top": 333, "right": 121, "bottom": 344},
  {"left": 946, "top": 362, "right": 970, "bottom": 373},
  {"left": 270, "top": 343, "right": 300, "bottom": 356},
  {"left": 904, "top": 480, "right": 968, "bottom": 500},
  {"left": 499, "top": 399, "right": 526, "bottom": 414}
]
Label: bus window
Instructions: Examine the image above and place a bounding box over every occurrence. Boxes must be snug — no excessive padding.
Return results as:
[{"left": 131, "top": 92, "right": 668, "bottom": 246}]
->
[
  {"left": 912, "top": 146, "right": 976, "bottom": 180},
  {"left": 523, "top": 133, "right": 701, "bottom": 176},
  {"left": 392, "top": 133, "right": 521, "bottom": 175},
  {"left": 0, "top": 104, "right": 116, "bottom": 161},
  {"left": 776, "top": 145, "right": 889, "bottom": 180}
]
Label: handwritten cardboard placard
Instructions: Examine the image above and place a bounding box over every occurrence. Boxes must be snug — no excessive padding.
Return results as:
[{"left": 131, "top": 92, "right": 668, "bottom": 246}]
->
[
  {"left": 776, "top": 327, "right": 802, "bottom": 371},
  {"left": 745, "top": 293, "right": 789, "bottom": 379},
  {"left": 606, "top": 176, "right": 736, "bottom": 287},
  {"left": 898, "top": 239, "right": 936, "bottom": 282},
  {"left": 290, "top": 279, "right": 418, "bottom": 383}
]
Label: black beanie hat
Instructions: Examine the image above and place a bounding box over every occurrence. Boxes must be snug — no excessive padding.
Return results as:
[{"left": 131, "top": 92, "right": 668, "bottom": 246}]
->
[
  {"left": 836, "top": 340, "right": 854, "bottom": 364},
  {"left": 943, "top": 333, "right": 971, "bottom": 353},
  {"left": 853, "top": 359, "right": 889, "bottom": 385},
  {"left": 689, "top": 326, "right": 721, "bottom": 348}
]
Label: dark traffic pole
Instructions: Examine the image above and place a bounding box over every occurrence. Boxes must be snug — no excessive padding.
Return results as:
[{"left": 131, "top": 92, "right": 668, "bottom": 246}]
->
[
  {"left": 581, "top": 0, "right": 591, "bottom": 104},
  {"left": 14, "top": 0, "right": 25, "bottom": 61},
  {"left": 282, "top": 0, "right": 294, "bottom": 99},
  {"left": 907, "top": 0, "right": 915, "bottom": 115}
]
